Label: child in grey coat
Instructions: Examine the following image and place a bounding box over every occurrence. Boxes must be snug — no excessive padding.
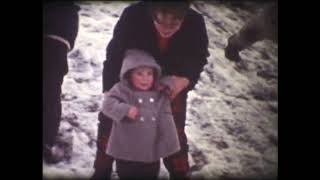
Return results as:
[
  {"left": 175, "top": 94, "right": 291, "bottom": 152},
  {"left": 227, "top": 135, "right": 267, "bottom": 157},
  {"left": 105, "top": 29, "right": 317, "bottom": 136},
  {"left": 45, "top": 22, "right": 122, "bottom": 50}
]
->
[{"left": 101, "top": 49, "right": 180, "bottom": 179}]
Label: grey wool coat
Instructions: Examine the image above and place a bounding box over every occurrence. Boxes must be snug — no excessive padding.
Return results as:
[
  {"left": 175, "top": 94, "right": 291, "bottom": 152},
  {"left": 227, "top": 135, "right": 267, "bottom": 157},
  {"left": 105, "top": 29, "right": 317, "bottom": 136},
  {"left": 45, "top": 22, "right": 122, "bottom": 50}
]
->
[{"left": 102, "top": 49, "right": 180, "bottom": 162}]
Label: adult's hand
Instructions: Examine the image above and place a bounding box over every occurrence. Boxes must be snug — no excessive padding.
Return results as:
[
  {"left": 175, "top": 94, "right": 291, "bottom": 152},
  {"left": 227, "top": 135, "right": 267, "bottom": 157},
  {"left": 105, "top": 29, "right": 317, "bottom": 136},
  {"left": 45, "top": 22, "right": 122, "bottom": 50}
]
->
[
  {"left": 170, "top": 76, "right": 190, "bottom": 100},
  {"left": 156, "top": 83, "right": 171, "bottom": 96}
]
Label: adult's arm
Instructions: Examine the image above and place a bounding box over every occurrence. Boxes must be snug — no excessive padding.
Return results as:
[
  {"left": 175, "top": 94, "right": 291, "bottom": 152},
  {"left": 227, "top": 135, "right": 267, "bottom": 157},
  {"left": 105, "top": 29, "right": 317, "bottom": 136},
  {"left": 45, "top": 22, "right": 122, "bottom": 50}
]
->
[
  {"left": 43, "top": 2, "right": 80, "bottom": 51},
  {"left": 175, "top": 13, "right": 209, "bottom": 91}
]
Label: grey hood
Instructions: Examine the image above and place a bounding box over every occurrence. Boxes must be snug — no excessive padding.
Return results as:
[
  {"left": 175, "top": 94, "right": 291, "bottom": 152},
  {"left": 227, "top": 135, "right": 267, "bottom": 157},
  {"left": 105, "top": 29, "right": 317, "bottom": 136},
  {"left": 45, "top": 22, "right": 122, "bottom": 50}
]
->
[{"left": 120, "top": 49, "right": 162, "bottom": 81}]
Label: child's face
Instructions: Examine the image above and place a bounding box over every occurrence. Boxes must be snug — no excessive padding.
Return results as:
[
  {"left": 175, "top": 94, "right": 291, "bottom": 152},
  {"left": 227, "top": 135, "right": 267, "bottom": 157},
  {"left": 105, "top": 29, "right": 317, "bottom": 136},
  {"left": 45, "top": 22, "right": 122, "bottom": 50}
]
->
[{"left": 130, "top": 66, "right": 155, "bottom": 91}]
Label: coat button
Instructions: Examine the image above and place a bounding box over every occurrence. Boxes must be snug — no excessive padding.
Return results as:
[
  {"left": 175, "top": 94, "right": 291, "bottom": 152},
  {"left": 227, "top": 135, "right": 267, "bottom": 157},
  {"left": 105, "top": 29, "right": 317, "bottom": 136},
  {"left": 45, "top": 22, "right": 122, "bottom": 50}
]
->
[
  {"left": 138, "top": 98, "right": 143, "bottom": 104},
  {"left": 151, "top": 117, "right": 156, "bottom": 121},
  {"left": 140, "top": 117, "right": 145, "bottom": 122},
  {"left": 149, "top": 98, "right": 154, "bottom": 103}
]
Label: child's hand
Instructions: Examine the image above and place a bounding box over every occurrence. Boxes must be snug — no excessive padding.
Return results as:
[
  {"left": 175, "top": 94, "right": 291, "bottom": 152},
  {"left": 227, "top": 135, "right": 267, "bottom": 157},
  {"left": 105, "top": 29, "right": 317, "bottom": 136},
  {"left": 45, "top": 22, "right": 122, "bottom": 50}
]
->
[{"left": 127, "top": 106, "right": 139, "bottom": 120}]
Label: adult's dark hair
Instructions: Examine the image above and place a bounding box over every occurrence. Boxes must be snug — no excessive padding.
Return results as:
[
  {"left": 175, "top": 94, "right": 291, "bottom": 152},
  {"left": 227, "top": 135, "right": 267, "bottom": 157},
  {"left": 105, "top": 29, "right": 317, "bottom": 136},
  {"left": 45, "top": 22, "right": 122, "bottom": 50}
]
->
[{"left": 146, "top": 1, "right": 191, "bottom": 19}]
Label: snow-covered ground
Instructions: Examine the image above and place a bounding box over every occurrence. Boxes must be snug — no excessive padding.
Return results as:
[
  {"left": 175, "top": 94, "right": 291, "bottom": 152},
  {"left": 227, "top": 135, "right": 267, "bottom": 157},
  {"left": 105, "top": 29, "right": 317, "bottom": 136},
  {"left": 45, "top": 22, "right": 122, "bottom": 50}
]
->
[{"left": 43, "top": 1, "right": 278, "bottom": 179}]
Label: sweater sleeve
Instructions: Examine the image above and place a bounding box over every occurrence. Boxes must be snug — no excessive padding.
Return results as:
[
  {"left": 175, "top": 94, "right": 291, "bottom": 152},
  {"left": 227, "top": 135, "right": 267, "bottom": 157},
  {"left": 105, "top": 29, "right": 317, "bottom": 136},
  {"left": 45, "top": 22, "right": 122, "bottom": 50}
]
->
[{"left": 101, "top": 83, "right": 132, "bottom": 122}]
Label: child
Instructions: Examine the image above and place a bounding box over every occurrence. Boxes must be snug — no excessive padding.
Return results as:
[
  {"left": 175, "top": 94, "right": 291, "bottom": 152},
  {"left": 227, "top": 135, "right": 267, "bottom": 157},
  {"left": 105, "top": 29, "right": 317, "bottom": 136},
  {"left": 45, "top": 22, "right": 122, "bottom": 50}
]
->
[{"left": 101, "top": 49, "right": 180, "bottom": 179}]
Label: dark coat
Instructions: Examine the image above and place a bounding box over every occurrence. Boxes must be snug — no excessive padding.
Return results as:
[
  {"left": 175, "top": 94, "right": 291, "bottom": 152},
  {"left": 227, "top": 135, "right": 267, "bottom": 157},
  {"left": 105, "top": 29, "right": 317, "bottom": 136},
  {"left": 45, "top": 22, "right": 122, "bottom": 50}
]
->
[
  {"left": 42, "top": 2, "right": 80, "bottom": 148},
  {"left": 43, "top": 2, "right": 80, "bottom": 51},
  {"left": 43, "top": 2, "right": 80, "bottom": 75},
  {"left": 103, "top": 1, "right": 210, "bottom": 93}
]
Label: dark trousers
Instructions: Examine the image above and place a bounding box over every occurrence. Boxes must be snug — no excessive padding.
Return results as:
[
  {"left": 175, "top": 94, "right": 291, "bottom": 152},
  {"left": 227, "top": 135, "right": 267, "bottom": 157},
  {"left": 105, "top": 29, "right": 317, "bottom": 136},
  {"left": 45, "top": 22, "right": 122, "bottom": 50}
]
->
[
  {"left": 43, "top": 37, "right": 68, "bottom": 148},
  {"left": 91, "top": 113, "right": 114, "bottom": 180},
  {"left": 116, "top": 159, "right": 160, "bottom": 180},
  {"left": 163, "top": 93, "right": 190, "bottom": 179},
  {"left": 92, "top": 92, "right": 189, "bottom": 180}
]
